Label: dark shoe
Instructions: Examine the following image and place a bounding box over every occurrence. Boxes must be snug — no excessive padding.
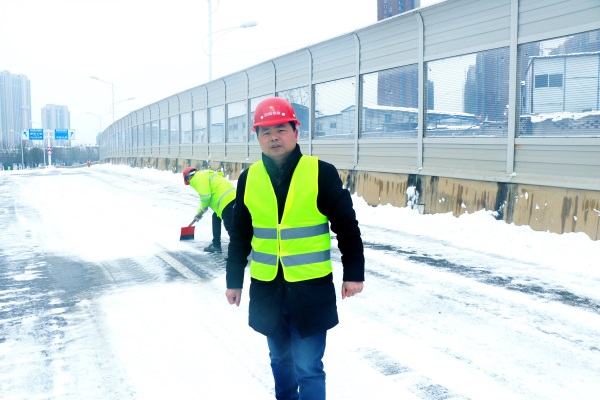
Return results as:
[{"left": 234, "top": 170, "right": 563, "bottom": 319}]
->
[{"left": 204, "top": 244, "right": 222, "bottom": 253}]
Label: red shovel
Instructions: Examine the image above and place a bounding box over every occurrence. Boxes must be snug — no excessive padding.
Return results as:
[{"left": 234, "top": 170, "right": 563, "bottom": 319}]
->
[{"left": 180, "top": 219, "right": 196, "bottom": 240}]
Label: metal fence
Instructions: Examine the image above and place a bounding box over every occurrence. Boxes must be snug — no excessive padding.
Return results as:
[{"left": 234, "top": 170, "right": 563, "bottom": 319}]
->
[{"left": 99, "top": 0, "right": 600, "bottom": 191}]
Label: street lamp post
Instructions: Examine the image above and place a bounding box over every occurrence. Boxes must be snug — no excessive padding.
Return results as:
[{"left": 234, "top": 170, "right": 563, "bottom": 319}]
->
[
  {"left": 208, "top": 0, "right": 213, "bottom": 81},
  {"left": 90, "top": 76, "right": 116, "bottom": 123},
  {"left": 207, "top": 0, "right": 257, "bottom": 81}
]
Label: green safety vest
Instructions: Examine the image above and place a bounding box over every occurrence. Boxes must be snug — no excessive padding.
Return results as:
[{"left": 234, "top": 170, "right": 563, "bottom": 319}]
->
[
  {"left": 245, "top": 156, "right": 332, "bottom": 282},
  {"left": 189, "top": 170, "right": 235, "bottom": 218}
]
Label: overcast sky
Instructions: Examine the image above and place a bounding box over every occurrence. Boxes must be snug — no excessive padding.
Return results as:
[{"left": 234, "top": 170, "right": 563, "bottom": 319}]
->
[{"left": 0, "top": 0, "right": 441, "bottom": 145}]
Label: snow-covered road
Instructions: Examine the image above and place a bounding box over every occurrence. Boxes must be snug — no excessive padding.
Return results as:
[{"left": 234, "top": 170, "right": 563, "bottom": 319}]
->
[{"left": 1, "top": 165, "right": 599, "bottom": 399}]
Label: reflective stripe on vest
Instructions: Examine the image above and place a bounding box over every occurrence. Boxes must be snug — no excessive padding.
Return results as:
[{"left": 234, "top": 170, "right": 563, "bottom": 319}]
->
[
  {"left": 245, "top": 156, "right": 332, "bottom": 282},
  {"left": 209, "top": 173, "right": 235, "bottom": 214}
]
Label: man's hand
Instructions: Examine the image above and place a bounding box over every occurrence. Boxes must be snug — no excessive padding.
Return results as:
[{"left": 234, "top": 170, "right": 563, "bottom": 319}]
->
[
  {"left": 193, "top": 212, "right": 204, "bottom": 223},
  {"left": 226, "top": 288, "right": 242, "bottom": 306},
  {"left": 341, "top": 281, "right": 364, "bottom": 299}
]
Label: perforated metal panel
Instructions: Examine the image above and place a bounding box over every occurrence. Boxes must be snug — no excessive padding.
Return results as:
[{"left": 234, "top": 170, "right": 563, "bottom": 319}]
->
[
  {"left": 167, "top": 96, "right": 179, "bottom": 117},
  {"left": 247, "top": 63, "right": 275, "bottom": 98},
  {"left": 224, "top": 72, "right": 248, "bottom": 103},
  {"left": 248, "top": 143, "right": 262, "bottom": 163},
  {"left": 157, "top": 100, "right": 169, "bottom": 119},
  {"left": 423, "top": 138, "right": 508, "bottom": 172},
  {"left": 208, "top": 143, "right": 225, "bottom": 160},
  {"left": 358, "top": 140, "right": 419, "bottom": 172},
  {"left": 178, "top": 91, "right": 193, "bottom": 113},
  {"left": 191, "top": 86, "right": 207, "bottom": 110},
  {"left": 142, "top": 106, "right": 152, "bottom": 124},
  {"left": 274, "top": 50, "right": 311, "bottom": 91},
  {"left": 225, "top": 143, "right": 246, "bottom": 163},
  {"left": 519, "top": 0, "right": 600, "bottom": 43},
  {"left": 207, "top": 80, "right": 226, "bottom": 107},
  {"left": 422, "top": 0, "right": 511, "bottom": 60},
  {"left": 312, "top": 141, "right": 356, "bottom": 169},
  {"left": 358, "top": 16, "right": 419, "bottom": 73},
  {"left": 149, "top": 103, "right": 160, "bottom": 121},
  {"left": 515, "top": 137, "right": 600, "bottom": 179},
  {"left": 191, "top": 144, "right": 209, "bottom": 159},
  {"left": 311, "top": 35, "right": 357, "bottom": 83}
]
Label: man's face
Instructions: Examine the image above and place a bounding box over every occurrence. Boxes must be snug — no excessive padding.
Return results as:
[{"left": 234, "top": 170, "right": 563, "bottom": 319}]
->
[{"left": 257, "top": 123, "right": 298, "bottom": 166}]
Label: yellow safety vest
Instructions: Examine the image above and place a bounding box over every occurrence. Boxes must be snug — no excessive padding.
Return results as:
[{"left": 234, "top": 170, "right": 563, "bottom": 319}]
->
[
  {"left": 189, "top": 170, "right": 235, "bottom": 218},
  {"left": 245, "top": 156, "right": 332, "bottom": 282}
]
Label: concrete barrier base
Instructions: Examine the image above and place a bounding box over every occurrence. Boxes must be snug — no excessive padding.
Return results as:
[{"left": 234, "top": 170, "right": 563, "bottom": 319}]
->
[{"left": 118, "top": 157, "right": 600, "bottom": 241}]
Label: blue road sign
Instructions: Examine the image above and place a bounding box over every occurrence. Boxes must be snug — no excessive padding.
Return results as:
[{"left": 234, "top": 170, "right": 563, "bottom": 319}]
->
[
  {"left": 55, "top": 129, "right": 69, "bottom": 140},
  {"left": 29, "top": 128, "right": 44, "bottom": 140}
]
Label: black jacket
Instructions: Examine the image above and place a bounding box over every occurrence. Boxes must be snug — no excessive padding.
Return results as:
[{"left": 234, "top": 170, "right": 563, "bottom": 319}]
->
[{"left": 226, "top": 145, "right": 364, "bottom": 338}]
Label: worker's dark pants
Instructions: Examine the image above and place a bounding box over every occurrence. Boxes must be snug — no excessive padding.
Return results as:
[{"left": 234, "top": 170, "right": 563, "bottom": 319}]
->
[{"left": 211, "top": 201, "right": 234, "bottom": 247}]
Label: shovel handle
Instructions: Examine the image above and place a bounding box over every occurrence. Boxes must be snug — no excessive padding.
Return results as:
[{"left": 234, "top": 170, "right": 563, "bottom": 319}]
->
[{"left": 189, "top": 219, "right": 196, "bottom": 227}]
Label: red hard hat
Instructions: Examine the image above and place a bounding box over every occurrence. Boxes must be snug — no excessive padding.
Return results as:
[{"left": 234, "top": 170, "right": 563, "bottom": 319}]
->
[
  {"left": 183, "top": 167, "right": 197, "bottom": 185},
  {"left": 252, "top": 97, "right": 300, "bottom": 132}
]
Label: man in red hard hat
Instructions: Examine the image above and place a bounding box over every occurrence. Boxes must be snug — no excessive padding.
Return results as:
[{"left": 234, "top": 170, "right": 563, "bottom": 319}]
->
[
  {"left": 225, "top": 97, "right": 365, "bottom": 399},
  {"left": 183, "top": 167, "right": 236, "bottom": 253}
]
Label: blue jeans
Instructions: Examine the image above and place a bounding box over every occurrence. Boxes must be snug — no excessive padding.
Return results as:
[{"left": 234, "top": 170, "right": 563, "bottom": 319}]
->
[{"left": 267, "top": 310, "right": 327, "bottom": 400}]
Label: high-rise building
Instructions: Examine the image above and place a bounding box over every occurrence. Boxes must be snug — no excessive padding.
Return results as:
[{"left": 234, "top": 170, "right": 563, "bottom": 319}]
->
[
  {"left": 376, "top": 1, "right": 422, "bottom": 111},
  {"left": 463, "top": 48, "right": 511, "bottom": 122},
  {"left": 42, "top": 104, "right": 71, "bottom": 146},
  {"left": 378, "top": 0, "right": 420, "bottom": 21},
  {"left": 0, "top": 70, "right": 32, "bottom": 149}
]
